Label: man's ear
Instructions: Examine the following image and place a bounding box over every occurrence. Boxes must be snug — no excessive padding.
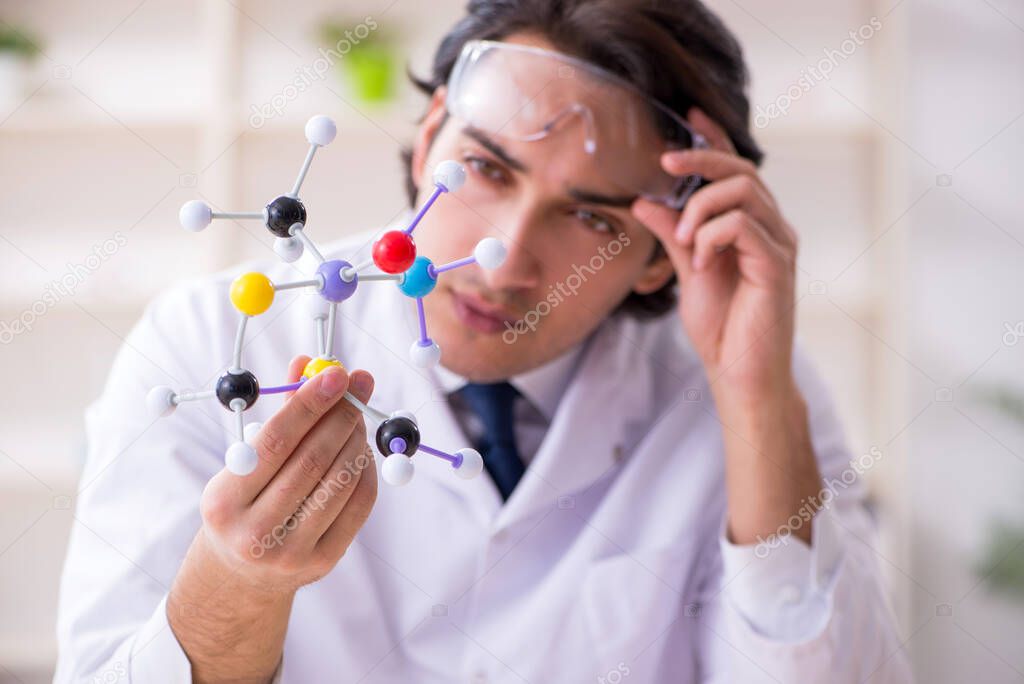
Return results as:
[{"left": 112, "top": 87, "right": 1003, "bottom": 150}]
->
[
  {"left": 410, "top": 86, "right": 449, "bottom": 191},
  {"left": 631, "top": 250, "right": 676, "bottom": 295}
]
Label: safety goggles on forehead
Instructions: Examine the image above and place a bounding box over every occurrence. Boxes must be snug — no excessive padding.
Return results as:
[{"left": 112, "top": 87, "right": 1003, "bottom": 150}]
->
[{"left": 446, "top": 39, "right": 708, "bottom": 209}]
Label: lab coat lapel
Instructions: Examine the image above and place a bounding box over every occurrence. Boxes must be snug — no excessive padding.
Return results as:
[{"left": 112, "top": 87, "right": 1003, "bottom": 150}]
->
[{"left": 494, "top": 314, "right": 655, "bottom": 529}]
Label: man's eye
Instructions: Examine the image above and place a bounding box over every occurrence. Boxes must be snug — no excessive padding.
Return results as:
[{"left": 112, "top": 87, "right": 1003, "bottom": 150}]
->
[
  {"left": 572, "top": 208, "right": 615, "bottom": 234},
  {"left": 465, "top": 156, "right": 509, "bottom": 185}
]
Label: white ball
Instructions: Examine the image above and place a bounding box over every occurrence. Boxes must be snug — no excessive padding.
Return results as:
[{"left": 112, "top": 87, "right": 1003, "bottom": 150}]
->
[
  {"left": 473, "top": 238, "right": 507, "bottom": 270},
  {"left": 305, "top": 115, "right": 337, "bottom": 146},
  {"left": 409, "top": 339, "right": 441, "bottom": 368},
  {"left": 273, "top": 236, "right": 304, "bottom": 263},
  {"left": 433, "top": 160, "right": 466, "bottom": 193},
  {"left": 225, "top": 441, "right": 259, "bottom": 476},
  {"left": 243, "top": 421, "right": 262, "bottom": 445},
  {"left": 146, "top": 386, "right": 177, "bottom": 418},
  {"left": 388, "top": 409, "right": 418, "bottom": 425},
  {"left": 382, "top": 454, "right": 415, "bottom": 486},
  {"left": 179, "top": 200, "right": 212, "bottom": 232},
  {"left": 454, "top": 448, "right": 483, "bottom": 479}
]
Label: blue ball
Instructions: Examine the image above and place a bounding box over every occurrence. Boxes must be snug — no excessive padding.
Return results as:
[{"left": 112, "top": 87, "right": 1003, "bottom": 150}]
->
[{"left": 398, "top": 256, "right": 437, "bottom": 298}]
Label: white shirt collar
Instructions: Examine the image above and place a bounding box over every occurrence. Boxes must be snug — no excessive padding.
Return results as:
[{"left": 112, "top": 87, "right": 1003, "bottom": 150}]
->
[{"left": 433, "top": 341, "right": 585, "bottom": 422}]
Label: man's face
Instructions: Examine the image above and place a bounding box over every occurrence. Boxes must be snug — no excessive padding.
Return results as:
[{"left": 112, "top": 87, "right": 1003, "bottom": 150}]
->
[{"left": 408, "top": 34, "right": 674, "bottom": 383}]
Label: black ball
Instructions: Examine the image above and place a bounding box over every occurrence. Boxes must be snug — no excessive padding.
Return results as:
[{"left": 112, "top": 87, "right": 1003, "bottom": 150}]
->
[
  {"left": 264, "top": 195, "right": 307, "bottom": 238},
  {"left": 216, "top": 370, "right": 260, "bottom": 410},
  {"left": 375, "top": 416, "right": 420, "bottom": 456}
]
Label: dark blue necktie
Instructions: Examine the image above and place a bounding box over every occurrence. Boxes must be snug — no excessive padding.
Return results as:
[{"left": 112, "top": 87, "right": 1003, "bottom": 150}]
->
[{"left": 456, "top": 382, "right": 525, "bottom": 501}]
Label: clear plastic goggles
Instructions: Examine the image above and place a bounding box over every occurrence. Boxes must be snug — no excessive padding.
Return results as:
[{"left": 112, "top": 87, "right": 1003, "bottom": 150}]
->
[{"left": 446, "top": 40, "right": 708, "bottom": 209}]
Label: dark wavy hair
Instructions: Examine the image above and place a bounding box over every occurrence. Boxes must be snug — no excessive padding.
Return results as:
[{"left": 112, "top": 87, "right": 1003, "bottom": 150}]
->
[{"left": 401, "top": 0, "right": 763, "bottom": 318}]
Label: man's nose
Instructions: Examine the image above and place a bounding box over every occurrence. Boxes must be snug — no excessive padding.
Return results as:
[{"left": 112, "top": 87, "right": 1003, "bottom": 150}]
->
[{"left": 482, "top": 219, "right": 543, "bottom": 292}]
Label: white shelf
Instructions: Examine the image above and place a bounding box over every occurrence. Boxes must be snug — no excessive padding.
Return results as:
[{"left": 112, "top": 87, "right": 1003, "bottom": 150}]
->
[
  {"left": 244, "top": 104, "right": 418, "bottom": 138},
  {"left": 0, "top": 94, "right": 420, "bottom": 137},
  {"left": 0, "top": 634, "right": 58, "bottom": 670},
  {"left": 799, "top": 292, "right": 879, "bottom": 320},
  {"left": 0, "top": 463, "right": 82, "bottom": 492},
  {"left": 757, "top": 119, "right": 881, "bottom": 143},
  {"left": 0, "top": 92, "right": 202, "bottom": 133}
]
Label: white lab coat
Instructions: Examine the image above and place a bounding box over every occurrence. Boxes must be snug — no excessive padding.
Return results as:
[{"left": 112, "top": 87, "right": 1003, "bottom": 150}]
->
[{"left": 54, "top": 229, "right": 912, "bottom": 683}]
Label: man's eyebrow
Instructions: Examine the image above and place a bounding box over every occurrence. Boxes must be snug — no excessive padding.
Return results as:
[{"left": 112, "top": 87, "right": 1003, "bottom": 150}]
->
[
  {"left": 461, "top": 126, "right": 634, "bottom": 207},
  {"left": 461, "top": 127, "right": 529, "bottom": 173},
  {"left": 566, "top": 187, "right": 637, "bottom": 208}
]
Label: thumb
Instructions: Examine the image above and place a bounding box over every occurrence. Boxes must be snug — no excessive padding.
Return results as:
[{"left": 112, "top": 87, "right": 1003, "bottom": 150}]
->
[{"left": 632, "top": 197, "right": 693, "bottom": 282}]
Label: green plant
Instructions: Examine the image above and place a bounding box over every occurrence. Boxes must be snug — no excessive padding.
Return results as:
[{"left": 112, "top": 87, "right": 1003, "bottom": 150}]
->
[
  {"left": 0, "top": 24, "right": 42, "bottom": 59},
  {"left": 973, "top": 385, "right": 1024, "bottom": 597},
  {"left": 317, "top": 19, "right": 397, "bottom": 104},
  {"left": 975, "top": 521, "right": 1024, "bottom": 597}
]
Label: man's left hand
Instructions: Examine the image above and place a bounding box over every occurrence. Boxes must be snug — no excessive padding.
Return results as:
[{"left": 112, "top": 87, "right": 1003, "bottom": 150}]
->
[{"left": 632, "top": 107, "right": 799, "bottom": 403}]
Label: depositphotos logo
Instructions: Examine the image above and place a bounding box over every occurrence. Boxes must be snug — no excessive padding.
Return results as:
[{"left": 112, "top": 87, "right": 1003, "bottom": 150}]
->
[{"left": 502, "top": 231, "right": 631, "bottom": 344}]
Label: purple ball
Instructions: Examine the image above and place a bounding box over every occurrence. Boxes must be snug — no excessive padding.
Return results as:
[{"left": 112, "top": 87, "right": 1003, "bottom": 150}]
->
[{"left": 318, "top": 259, "right": 358, "bottom": 302}]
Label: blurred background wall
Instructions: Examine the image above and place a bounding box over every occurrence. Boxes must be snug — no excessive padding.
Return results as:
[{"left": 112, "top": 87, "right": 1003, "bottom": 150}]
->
[{"left": 0, "top": 0, "right": 1021, "bottom": 681}]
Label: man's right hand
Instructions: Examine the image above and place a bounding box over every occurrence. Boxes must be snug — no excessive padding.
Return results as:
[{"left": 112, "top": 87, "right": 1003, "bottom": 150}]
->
[{"left": 168, "top": 357, "right": 377, "bottom": 683}]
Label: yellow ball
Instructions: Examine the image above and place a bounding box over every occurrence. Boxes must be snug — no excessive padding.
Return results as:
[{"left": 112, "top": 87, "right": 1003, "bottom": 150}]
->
[
  {"left": 302, "top": 357, "right": 345, "bottom": 379},
  {"left": 229, "top": 272, "right": 275, "bottom": 316}
]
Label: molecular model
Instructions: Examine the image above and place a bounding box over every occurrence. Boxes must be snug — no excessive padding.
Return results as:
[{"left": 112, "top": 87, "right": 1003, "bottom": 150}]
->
[{"left": 146, "top": 115, "right": 508, "bottom": 486}]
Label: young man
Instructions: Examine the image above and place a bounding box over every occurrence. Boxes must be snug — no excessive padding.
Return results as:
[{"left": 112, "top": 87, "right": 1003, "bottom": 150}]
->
[{"left": 56, "top": 1, "right": 911, "bottom": 682}]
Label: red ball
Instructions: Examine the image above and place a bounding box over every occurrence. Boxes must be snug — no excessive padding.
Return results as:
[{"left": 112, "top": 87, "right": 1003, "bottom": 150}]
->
[{"left": 372, "top": 230, "right": 417, "bottom": 274}]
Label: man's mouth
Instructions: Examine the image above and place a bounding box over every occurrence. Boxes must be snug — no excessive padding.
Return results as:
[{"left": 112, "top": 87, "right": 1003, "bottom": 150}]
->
[{"left": 450, "top": 289, "right": 518, "bottom": 334}]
